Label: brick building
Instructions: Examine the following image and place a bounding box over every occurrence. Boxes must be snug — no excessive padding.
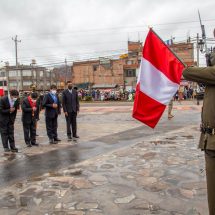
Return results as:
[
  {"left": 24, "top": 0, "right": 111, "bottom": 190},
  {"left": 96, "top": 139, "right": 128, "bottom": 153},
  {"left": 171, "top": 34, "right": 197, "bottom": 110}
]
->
[
  {"left": 72, "top": 58, "right": 126, "bottom": 90},
  {"left": 123, "top": 41, "right": 142, "bottom": 90},
  {"left": 72, "top": 40, "right": 195, "bottom": 91},
  {"left": 170, "top": 42, "right": 195, "bottom": 66},
  {"left": 53, "top": 65, "right": 72, "bottom": 90},
  {"left": 72, "top": 41, "right": 142, "bottom": 91}
]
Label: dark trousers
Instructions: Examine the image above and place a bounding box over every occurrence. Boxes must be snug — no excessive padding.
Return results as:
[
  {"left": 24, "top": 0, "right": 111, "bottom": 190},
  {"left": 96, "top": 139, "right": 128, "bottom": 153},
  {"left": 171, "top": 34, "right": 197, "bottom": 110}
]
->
[
  {"left": 45, "top": 116, "right": 58, "bottom": 140},
  {"left": 66, "top": 112, "right": 77, "bottom": 137},
  {"left": 0, "top": 121, "right": 16, "bottom": 149},
  {"left": 23, "top": 121, "right": 36, "bottom": 145},
  {"left": 205, "top": 150, "right": 215, "bottom": 215}
]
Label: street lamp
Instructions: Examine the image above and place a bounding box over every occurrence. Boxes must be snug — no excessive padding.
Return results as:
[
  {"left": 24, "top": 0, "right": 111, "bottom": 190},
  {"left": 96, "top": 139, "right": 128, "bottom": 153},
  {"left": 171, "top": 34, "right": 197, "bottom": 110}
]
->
[{"left": 198, "top": 39, "right": 204, "bottom": 52}]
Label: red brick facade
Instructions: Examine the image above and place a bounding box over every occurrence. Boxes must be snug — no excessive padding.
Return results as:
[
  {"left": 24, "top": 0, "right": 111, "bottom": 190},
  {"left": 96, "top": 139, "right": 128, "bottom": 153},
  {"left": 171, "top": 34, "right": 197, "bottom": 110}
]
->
[
  {"left": 72, "top": 59, "right": 126, "bottom": 88},
  {"left": 72, "top": 41, "right": 195, "bottom": 89},
  {"left": 170, "top": 43, "right": 195, "bottom": 66}
]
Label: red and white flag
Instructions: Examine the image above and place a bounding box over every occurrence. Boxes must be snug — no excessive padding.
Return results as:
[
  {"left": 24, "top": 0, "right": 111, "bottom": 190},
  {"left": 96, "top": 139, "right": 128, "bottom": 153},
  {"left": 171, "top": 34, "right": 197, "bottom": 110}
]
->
[{"left": 132, "top": 29, "right": 185, "bottom": 128}]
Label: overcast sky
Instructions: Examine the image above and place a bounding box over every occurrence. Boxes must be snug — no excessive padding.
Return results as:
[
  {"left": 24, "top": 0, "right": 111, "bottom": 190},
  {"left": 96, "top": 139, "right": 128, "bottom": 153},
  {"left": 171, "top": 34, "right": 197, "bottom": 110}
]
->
[{"left": 0, "top": 0, "right": 214, "bottom": 67}]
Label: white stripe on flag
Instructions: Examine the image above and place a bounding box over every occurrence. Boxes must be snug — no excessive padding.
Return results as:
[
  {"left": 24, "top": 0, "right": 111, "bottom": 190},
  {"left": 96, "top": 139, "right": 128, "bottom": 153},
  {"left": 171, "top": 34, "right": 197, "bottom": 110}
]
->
[{"left": 138, "top": 57, "right": 179, "bottom": 105}]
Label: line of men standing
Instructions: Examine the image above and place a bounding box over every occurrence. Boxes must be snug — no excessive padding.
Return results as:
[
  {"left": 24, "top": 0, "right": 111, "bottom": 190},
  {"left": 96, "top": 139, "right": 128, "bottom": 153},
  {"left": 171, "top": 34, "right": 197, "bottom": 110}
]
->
[{"left": 0, "top": 81, "right": 80, "bottom": 152}]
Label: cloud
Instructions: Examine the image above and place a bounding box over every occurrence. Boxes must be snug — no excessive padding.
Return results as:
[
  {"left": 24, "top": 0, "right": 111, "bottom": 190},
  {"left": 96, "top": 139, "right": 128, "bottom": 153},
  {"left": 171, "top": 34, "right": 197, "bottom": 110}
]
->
[{"left": 0, "top": 0, "right": 214, "bottom": 67}]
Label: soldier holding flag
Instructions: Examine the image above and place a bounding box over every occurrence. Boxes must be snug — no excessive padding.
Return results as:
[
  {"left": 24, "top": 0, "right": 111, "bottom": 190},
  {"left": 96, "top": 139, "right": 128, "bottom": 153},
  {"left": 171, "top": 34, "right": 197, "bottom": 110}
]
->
[{"left": 183, "top": 51, "right": 215, "bottom": 215}]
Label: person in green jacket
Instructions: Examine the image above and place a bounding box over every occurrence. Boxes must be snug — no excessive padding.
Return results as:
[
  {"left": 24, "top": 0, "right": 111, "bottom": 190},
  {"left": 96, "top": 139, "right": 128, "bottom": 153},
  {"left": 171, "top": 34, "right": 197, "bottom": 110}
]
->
[{"left": 183, "top": 51, "right": 215, "bottom": 215}]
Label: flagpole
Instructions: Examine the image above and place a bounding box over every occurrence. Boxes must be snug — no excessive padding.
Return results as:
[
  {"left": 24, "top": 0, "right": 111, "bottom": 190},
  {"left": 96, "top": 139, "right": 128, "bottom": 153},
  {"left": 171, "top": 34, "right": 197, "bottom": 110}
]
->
[{"left": 149, "top": 28, "right": 186, "bottom": 67}]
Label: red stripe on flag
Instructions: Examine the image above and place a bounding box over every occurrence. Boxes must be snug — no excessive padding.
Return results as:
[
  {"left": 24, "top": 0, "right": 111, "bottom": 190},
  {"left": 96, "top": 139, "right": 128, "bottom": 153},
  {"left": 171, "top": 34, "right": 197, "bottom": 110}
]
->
[
  {"left": 142, "top": 29, "right": 184, "bottom": 84},
  {"left": 132, "top": 83, "right": 166, "bottom": 128}
]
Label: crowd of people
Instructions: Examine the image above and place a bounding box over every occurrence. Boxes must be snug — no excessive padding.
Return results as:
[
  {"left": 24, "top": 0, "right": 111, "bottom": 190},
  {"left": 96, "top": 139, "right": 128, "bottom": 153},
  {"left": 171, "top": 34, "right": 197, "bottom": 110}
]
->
[
  {"left": 173, "top": 84, "right": 205, "bottom": 101},
  {"left": 77, "top": 89, "right": 135, "bottom": 101},
  {"left": 0, "top": 81, "right": 79, "bottom": 152},
  {"left": 76, "top": 85, "right": 203, "bottom": 102}
]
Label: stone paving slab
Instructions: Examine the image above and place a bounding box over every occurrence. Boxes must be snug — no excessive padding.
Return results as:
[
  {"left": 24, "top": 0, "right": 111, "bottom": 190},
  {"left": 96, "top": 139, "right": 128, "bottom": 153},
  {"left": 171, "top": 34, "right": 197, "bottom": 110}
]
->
[
  {"left": 0, "top": 102, "right": 204, "bottom": 214},
  {"left": 0, "top": 124, "right": 208, "bottom": 215}
]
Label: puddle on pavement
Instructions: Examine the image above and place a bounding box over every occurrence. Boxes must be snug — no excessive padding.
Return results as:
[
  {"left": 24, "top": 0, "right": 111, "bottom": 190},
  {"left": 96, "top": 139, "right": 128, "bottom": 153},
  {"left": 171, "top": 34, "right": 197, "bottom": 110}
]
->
[
  {"left": 4, "top": 154, "right": 17, "bottom": 161},
  {"left": 27, "top": 176, "right": 45, "bottom": 182},
  {"left": 15, "top": 182, "right": 23, "bottom": 188},
  {"left": 2, "top": 152, "right": 26, "bottom": 161},
  {"left": 48, "top": 171, "right": 63, "bottom": 177},
  {"left": 165, "top": 136, "right": 177, "bottom": 140},
  {"left": 181, "top": 135, "right": 194, "bottom": 139},
  {"left": 150, "top": 141, "right": 175, "bottom": 145}
]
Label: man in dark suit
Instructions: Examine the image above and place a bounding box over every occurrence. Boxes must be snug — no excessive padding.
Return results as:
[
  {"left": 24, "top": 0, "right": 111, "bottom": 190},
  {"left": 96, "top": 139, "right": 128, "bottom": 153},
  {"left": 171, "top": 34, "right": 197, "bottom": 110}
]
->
[
  {"left": 62, "top": 81, "right": 80, "bottom": 140},
  {"left": 0, "top": 90, "right": 19, "bottom": 152},
  {"left": 30, "top": 84, "right": 42, "bottom": 136},
  {"left": 42, "top": 85, "right": 61, "bottom": 144},
  {"left": 21, "top": 92, "right": 40, "bottom": 147}
]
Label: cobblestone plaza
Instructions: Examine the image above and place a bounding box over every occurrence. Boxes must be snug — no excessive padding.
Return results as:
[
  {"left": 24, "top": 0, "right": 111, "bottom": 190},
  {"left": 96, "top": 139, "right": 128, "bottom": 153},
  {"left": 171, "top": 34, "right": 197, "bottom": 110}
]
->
[{"left": 0, "top": 101, "right": 208, "bottom": 215}]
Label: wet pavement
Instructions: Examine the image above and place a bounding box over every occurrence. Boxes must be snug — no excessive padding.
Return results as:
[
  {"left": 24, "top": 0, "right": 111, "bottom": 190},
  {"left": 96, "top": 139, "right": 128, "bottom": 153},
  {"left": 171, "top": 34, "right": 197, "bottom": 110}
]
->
[{"left": 0, "top": 101, "right": 208, "bottom": 215}]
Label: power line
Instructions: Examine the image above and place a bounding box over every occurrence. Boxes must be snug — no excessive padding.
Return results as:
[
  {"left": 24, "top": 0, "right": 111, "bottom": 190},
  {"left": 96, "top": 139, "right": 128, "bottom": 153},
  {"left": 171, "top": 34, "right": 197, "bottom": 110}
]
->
[
  {"left": 1, "top": 49, "right": 128, "bottom": 68},
  {"left": 0, "top": 18, "right": 215, "bottom": 41},
  {"left": 18, "top": 40, "right": 127, "bottom": 52},
  {"left": 1, "top": 24, "right": 214, "bottom": 68},
  {"left": 0, "top": 32, "right": 204, "bottom": 54},
  {"left": 2, "top": 48, "right": 128, "bottom": 62}
]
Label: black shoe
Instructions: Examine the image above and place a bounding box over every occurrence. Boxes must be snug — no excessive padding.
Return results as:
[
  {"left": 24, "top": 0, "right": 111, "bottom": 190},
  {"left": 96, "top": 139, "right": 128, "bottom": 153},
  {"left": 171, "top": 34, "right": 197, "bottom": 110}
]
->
[
  {"left": 26, "top": 143, "right": 32, "bottom": 147},
  {"left": 11, "top": 148, "right": 18, "bottom": 153},
  {"left": 67, "top": 136, "right": 72, "bottom": 141},
  {"left": 54, "top": 138, "right": 61, "bottom": 142},
  {"left": 4, "top": 148, "right": 10, "bottom": 152},
  {"left": 73, "top": 135, "right": 79, "bottom": 139},
  {"left": 31, "top": 143, "right": 39, "bottom": 146},
  {"left": 49, "top": 139, "right": 56, "bottom": 144}
]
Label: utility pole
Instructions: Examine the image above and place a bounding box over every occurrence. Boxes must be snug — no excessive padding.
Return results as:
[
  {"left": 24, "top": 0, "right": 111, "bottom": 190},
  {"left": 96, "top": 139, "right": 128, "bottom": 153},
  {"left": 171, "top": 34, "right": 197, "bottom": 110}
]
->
[
  {"left": 198, "top": 10, "right": 211, "bottom": 66},
  {"left": 64, "top": 58, "right": 68, "bottom": 89},
  {"left": 196, "top": 10, "right": 209, "bottom": 105},
  {"left": 198, "top": 11, "right": 207, "bottom": 53},
  {"left": 12, "top": 35, "right": 21, "bottom": 91},
  {"left": 197, "top": 33, "right": 200, "bottom": 67},
  {"left": 12, "top": 35, "right": 21, "bottom": 67}
]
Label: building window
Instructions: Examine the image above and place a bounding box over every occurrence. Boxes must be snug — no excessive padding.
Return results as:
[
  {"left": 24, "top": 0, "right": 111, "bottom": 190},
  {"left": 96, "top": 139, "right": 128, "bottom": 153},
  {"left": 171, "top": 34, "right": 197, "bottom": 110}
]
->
[
  {"left": 0, "top": 81, "right": 7, "bottom": 86},
  {"left": 9, "top": 81, "right": 17, "bottom": 87},
  {"left": 128, "top": 51, "right": 138, "bottom": 58},
  {"left": 125, "top": 69, "right": 136, "bottom": 77},
  {"left": 0, "top": 72, "right": 5, "bottom": 77},
  {"left": 22, "top": 70, "right": 32, "bottom": 76},
  {"left": 127, "top": 60, "right": 133, "bottom": 65},
  {"left": 9, "top": 70, "right": 21, "bottom": 77},
  {"left": 92, "top": 65, "right": 98, "bottom": 71},
  {"left": 23, "top": 81, "right": 32, "bottom": 86},
  {"left": 40, "top": 71, "right": 43, "bottom": 77},
  {"left": 32, "top": 70, "right": 36, "bottom": 78}
]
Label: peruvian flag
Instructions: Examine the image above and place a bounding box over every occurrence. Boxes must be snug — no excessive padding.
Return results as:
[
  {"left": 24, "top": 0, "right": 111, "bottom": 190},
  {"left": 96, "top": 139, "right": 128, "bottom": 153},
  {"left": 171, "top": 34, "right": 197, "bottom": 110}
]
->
[{"left": 132, "top": 29, "right": 185, "bottom": 128}]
